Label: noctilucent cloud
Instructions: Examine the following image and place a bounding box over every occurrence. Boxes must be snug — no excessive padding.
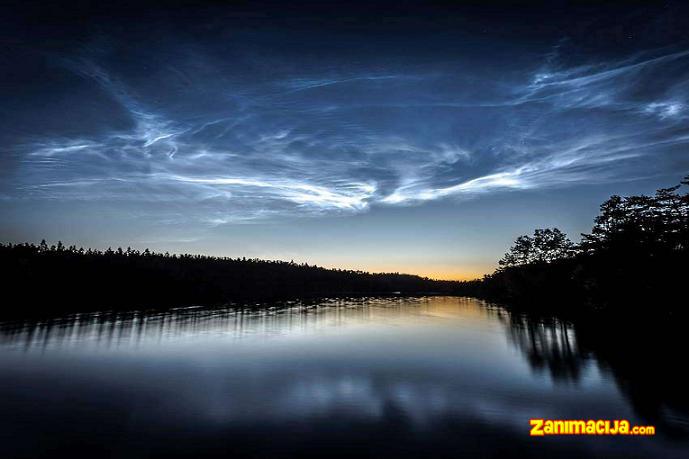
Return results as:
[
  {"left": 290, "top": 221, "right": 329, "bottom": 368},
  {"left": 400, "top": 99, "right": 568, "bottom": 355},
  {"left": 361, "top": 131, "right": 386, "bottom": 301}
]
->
[{"left": 2, "top": 1, "right": 689, "bottom": 279}]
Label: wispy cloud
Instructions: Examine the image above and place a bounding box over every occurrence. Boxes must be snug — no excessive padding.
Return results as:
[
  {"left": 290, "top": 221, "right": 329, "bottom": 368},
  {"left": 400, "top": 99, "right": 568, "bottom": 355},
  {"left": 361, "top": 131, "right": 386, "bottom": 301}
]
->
[{"left": 7, "top": 44, "right": 689, "bottom": 223}]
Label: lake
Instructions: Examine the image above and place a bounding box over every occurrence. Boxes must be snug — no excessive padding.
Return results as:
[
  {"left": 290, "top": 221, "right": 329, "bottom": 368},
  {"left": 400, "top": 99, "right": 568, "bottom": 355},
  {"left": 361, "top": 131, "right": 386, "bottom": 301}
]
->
[{"left": 0, "top": 296, "right": 687, "bottom": 458}]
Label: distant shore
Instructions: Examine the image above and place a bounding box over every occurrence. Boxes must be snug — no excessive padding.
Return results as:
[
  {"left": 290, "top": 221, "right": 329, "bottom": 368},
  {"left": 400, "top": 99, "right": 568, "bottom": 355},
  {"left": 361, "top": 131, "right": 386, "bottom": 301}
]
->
[
  {"left": 2, "top": 177, "right": 687, "bottom": 320},
  {"left": 0, "top": 241, "right": 464, "bottom": 319}
]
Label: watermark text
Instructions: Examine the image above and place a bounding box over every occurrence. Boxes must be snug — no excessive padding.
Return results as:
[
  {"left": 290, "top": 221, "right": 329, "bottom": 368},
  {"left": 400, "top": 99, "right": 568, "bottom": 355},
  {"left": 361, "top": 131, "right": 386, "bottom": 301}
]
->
[{"left": 530, "top": 419, "right": 655, "bottom": 436}]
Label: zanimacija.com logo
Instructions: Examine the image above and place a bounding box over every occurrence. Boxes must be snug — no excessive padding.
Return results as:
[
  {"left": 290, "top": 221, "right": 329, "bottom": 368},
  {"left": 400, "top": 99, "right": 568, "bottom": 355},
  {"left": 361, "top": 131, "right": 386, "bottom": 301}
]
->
[{"left": 530, "top": 419, "right": 655, "bottom": 436}]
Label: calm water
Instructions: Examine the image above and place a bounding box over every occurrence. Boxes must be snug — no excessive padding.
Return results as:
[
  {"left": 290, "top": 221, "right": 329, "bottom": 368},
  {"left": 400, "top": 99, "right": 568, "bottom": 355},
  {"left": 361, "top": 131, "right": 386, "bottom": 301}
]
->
[{"left": 0, "top": 297, "right": 687, "bottom": 458}]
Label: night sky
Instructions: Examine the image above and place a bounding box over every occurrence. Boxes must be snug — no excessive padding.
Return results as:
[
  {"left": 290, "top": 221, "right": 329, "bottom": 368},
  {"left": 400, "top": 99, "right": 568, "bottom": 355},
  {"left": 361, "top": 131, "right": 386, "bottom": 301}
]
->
[{"left": 2, "top": 1, "right": 689, "bottom": 279}]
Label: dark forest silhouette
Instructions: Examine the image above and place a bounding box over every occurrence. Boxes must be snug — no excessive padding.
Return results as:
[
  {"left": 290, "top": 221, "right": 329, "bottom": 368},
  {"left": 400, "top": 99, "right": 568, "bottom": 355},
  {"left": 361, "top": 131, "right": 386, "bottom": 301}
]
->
[
  {"left": 458, "top": 176, "right": 689, "bottom": 316},
  {"left": 1, "top": 176, "right": 687, "bottom": 319},
  {"left": 0, "top": 242, "right": 460, "bottom": 318}
]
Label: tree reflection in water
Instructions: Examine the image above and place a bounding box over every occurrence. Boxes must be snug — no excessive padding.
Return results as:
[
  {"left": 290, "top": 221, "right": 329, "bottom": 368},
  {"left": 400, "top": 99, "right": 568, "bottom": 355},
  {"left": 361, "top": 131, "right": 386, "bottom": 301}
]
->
[
  {"left": 0, "top": 297, "right": 417, "bottom": 351},
  {"left": 502, "top": 310, "right": 689, "bottom": 439},
  {"left": 1, "top": 297, "right": 688, "bottom": 445},
  {"left": 502, "top": 314, "right": 586, "bottom": 383}
]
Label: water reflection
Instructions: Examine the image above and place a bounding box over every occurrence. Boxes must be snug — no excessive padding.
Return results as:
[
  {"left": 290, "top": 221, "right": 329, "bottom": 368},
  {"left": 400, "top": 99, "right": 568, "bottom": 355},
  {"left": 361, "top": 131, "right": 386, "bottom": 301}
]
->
[
  {"left": 0, "top": 297, "right": 437, "bottom": 350},
  {"left": 503, "top": 314, "right": 587, "bottom": 383},
  {"left": 502, "top": 310, "right": 689, "bottom": 439},
  {"left": 0, "top": 297, "right": 687, "bottom": 458}
]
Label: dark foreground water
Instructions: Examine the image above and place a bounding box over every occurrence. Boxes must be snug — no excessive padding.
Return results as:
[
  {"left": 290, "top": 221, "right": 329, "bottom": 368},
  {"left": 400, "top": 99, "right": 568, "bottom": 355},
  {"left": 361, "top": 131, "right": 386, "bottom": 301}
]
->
[{"left": 0, "top": 297, "right": 687, "bottom": 458}]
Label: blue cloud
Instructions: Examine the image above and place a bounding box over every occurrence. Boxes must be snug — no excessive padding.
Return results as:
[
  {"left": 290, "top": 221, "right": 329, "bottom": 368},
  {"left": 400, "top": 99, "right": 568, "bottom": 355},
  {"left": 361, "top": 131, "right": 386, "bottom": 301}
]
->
[{"left": 5, "top": 41, "right": 689, "bottom": 225}]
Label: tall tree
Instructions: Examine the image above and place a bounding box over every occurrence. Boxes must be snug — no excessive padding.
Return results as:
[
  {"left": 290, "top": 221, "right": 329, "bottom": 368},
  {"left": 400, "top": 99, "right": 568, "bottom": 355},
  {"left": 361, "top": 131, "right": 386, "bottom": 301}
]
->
[{"left": 499, "top": 228, "right": 575, "bottom": 267}]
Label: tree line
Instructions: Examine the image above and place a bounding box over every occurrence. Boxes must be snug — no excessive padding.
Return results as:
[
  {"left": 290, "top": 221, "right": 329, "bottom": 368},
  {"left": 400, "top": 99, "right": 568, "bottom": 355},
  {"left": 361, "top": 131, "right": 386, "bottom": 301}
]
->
[
  {"left": 458, "top": 176, "right": 689, "bottom": 316},
  {"left": 2, "top": 176, "right": 686, "bottom": 319},
  {"left": 0, "top": 241, "right": 461, "bottom": 318}
]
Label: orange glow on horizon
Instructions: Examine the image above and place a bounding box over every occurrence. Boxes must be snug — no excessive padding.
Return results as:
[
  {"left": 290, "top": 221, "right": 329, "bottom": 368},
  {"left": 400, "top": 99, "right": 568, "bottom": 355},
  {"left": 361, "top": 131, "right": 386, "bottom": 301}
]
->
[{"left": 319, "top": 262, "right": 491, "bottom": 282}]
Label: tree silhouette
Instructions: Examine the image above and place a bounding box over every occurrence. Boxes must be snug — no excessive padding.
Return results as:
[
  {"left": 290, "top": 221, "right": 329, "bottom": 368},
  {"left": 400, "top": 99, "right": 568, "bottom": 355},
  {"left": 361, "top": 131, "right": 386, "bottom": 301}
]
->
[
  {"left": 580, "top": 178, "right": 689, "bottom": 255},
  {"left": 499, "top": 228, "right": 575, "bottom": 267},
  {"left": 469, "top": 176, "right": 689, "bottom": 313}
]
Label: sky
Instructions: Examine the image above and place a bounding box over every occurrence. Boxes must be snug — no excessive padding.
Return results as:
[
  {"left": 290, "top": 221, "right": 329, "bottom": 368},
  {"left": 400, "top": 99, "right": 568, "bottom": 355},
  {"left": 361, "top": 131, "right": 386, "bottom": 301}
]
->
[{"left": 1, "top": 1, "right": 689, "bottom": 279}]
